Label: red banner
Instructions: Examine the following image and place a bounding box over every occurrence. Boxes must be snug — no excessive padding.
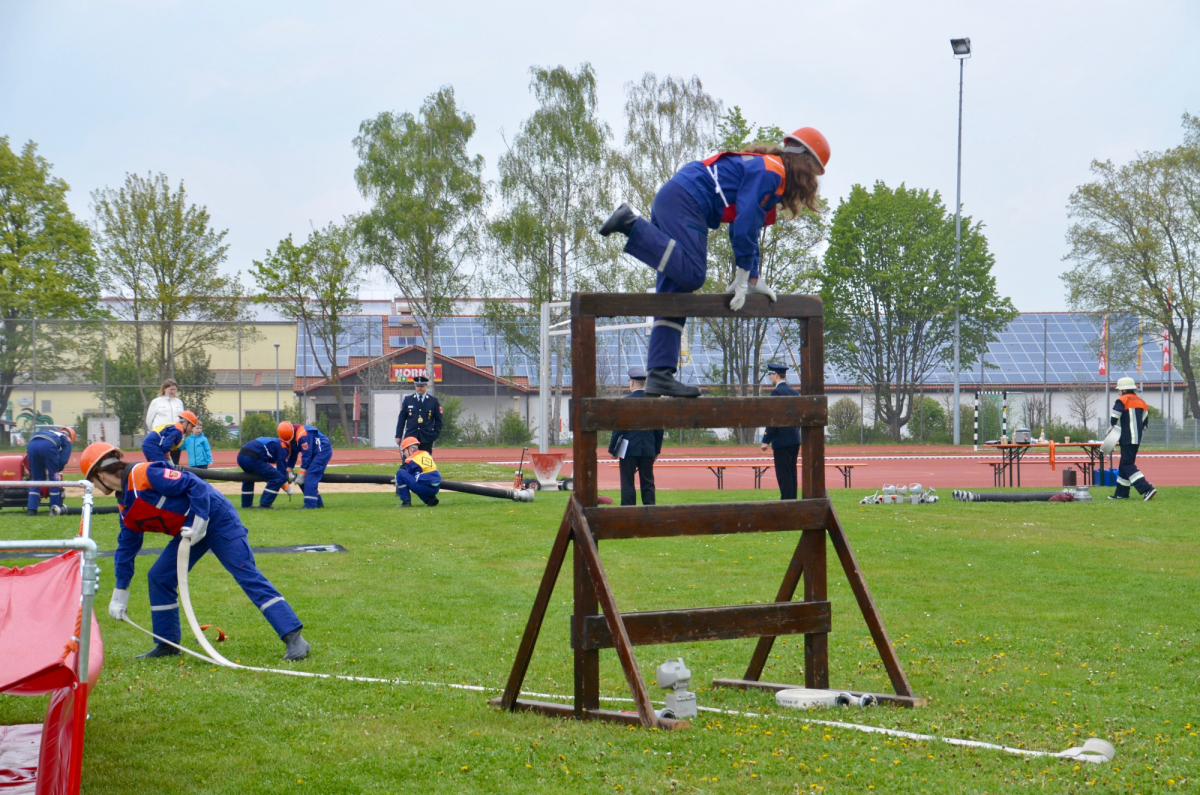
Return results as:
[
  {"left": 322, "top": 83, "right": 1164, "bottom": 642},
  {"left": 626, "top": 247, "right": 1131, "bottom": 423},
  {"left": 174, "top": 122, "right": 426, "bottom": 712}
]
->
[
  {"left": 1098, "top": 314, "right": 1108, "bottom": 376},
  {"left": 389, "top": 364, "right": 443, "bottom": 382},
  {"left": 1163, "top": 327, "right": 1171, "bottom": 373}
]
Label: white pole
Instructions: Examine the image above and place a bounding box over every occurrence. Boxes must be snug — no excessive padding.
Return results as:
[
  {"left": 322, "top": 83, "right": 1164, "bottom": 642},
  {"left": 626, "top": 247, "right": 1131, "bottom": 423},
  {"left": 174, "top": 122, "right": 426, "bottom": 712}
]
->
[
  {"left": 952, "top": 55, "right": 965, "bottom": 446},
  {"left": 539, "top": 303, "right": 549, "bottom": 454}
]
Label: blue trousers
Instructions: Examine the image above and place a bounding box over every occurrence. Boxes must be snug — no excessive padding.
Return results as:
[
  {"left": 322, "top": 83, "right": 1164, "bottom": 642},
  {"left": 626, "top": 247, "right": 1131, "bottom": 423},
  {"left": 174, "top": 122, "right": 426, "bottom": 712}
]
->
[
  {"left": 237, "top": 454, "right": 287, "bottom": 508},
  {"left": 625, "top": 180, "right": 711, "bottom": 371},
  {"left": 1114, "top": 444, "right": 1153, "bottom": 497},
  {"left": 146, "top": 504, "right": 301, "bottom": 643},
  {"left": 396, "top": 469, "right": 441, "bottom": 505},
  {"left": 301, "top": 448, "right": 332, "bottom": 509},
  {"left": 26, "top": 438, "right": 63, "bottom": 511}
]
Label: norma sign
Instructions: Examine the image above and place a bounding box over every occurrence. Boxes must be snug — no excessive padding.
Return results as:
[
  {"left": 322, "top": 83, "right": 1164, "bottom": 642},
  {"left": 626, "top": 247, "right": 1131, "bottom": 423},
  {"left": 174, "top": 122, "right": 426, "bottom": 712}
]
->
[{"left": 389, "top": 364, "right": 443, "bottom": 383}]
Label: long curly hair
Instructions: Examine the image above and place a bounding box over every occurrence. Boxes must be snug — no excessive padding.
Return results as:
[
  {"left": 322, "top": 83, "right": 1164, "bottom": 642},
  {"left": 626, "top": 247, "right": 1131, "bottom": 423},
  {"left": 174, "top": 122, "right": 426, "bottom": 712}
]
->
[{"left": 741, "top": 144, "right": 822, "bottom": 216}]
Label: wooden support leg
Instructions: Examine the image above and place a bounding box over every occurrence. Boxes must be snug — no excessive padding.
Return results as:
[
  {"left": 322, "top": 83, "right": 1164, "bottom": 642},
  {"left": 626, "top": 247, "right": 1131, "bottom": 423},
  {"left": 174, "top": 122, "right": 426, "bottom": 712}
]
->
[
  {"left": 802, "top": 528, "right": 829, "bottom": 688},
  {"left": 499, "top": 506, "right": 573, "bottom": 710},
  {"left": 573, "top": 517, "right": 600, "bottom": 717},
  {"left": 570, "top": 499, "right": 660, "bottom": 727},
  {"left": 743, "top": 533, "right": 805, "bottom": 681},
  {"left": 826, "top": 503, "right": 915, "bottom": 698}
]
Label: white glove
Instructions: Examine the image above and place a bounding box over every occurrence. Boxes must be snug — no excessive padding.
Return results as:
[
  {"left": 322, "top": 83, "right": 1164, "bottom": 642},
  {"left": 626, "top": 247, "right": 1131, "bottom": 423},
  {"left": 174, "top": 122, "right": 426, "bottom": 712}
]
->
[
  {"left": 181, "top": 516, "right": 209, "bottom": 545},
  {"left": 109, "top": 588, "right": 130, "bottom": 621},
  {"left": 285, "top": 483, "right": 298, "bottom": 496},
  {"left": 726, "top": 268, "right": 751, "bottom": 311},
  {"left": 295, "top": 471, "right": 306, "bottom": 486},
  {"left": 749, "top": 279, "right": 777, "bottom": 302}
]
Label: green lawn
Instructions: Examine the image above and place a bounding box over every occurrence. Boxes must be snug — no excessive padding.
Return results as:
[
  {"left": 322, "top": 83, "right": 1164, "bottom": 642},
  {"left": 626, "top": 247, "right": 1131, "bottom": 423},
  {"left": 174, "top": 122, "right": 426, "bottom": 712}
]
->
[{"left": 1, "top": 487, "right": 1196, "bottom": 793}]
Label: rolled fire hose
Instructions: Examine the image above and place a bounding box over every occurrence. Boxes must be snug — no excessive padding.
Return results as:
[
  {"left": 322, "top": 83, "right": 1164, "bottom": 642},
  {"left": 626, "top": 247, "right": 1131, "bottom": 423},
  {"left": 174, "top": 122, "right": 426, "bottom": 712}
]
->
[
  {"left": 51, "top": 504, "right": 120, "bottom": 516},
  {"left": 953, "top": 491, "right": 1066, "bottom": 502},
  {"left": 184, "top": 467, "right": 534, "bottom": 502}
]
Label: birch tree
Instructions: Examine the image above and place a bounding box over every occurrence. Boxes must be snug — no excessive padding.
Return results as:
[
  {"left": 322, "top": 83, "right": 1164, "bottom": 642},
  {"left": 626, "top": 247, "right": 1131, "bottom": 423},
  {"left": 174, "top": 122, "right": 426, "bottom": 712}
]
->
[
  {"left": 354, "top": 87, "right": 486, "bottom": 389},
  {"left": 485, "top": 63, "right": 612, "bottom": 443},
  {"left": 1062, "top": 113, "right": 1200, "bottom": 419}
]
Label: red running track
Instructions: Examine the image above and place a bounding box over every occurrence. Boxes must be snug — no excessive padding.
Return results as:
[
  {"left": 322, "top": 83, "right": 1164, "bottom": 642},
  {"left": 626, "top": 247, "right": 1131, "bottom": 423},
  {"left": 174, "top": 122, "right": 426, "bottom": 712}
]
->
[{"left": 60, "top": 445, "right": 1200, "bottom": 490}]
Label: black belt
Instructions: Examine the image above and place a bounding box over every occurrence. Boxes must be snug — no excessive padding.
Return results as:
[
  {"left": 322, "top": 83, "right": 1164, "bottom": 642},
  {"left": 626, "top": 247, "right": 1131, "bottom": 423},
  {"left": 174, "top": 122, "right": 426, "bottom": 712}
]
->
[{"left": 239, "top": 447, "right": 264, "bottom": 461}]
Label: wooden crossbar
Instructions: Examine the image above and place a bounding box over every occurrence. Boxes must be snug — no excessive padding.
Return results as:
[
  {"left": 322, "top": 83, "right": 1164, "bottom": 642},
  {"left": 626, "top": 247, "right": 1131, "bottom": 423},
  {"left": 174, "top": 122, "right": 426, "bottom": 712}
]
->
[
  {"left": 579, "top": 395, "right": 826, "bottom": 431},
  {"left": 492, "top": 293, "right": 920, "bottom": 731},
  {"left": 582, "top": 499, "right": 833, "bottom": 540},
  {"left": 571, "top": 292, "right": 823, "bottom": 319},
  {"left": 571, "top": 601, "right": 832, "bottom": 650}
]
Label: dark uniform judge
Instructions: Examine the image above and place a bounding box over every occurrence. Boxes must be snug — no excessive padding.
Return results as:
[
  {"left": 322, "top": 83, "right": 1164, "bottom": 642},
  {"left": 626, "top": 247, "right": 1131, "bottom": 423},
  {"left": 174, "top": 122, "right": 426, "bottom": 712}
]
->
[
  {"left": 395, "top": 374, "right": 443, "bottom": 454},
  {"left": 760, "top": 363, "right": 801, "bottom": 500},
  {"left": 608, "top": 367, "right": 663, "bottom": 506}
]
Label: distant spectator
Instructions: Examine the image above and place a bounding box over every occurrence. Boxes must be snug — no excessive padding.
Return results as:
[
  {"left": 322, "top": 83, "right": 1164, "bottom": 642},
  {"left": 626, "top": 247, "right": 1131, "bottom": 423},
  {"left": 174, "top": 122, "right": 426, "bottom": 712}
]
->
[
  {"left": 145, "top": 379, "right": 185, "bottom": 464},
  {"left": 183, "top": 422, "right": 212, "bottom": 469}
]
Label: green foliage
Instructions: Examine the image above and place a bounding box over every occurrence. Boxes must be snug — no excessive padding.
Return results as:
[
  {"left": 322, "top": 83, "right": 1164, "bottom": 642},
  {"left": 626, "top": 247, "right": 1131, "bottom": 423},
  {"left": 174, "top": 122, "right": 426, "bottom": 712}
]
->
[
  {"left": 1062, "top": 113, "right": 1200, "bottom": 421},
  {"left": 437, "top": 394, "right": 465, "bottom": 444},
  {"left": 93, "top": 353, "right": 156, "bottom": 438},
  {"left": 447, "top": 406, "right": 533, "bottom": 447},
  {"left": 202, "top": 418, "right": 231, "bottom": 447},
  {"left": 820, "top": 181, "right": 1017, "bottom": 440},
  {"left": 496, "top": 408, "right": 533, "bottom": 446},
  {"left": 354, "top": 87, "right": 486, "bottom": 387},
  {"left": 251, "top": 223, "right": 364, "bottom": 441},
  {"left": 91, "top": 172, "right": 246, "bottom": 384},
  {"left": 827, "top": 396, "right": 863, "bottom": 443},
  {"left": 239, "top": 412, "right": 277, "bottom": 444},
  {"left": 0, "top": 137, "right": 101, "bottom": 411},
  {"left": 281, "top": 398, "right": 305, "bottom": 425},
  {"left": 174, "top": 348, "right": 216, "bottom": 422}
]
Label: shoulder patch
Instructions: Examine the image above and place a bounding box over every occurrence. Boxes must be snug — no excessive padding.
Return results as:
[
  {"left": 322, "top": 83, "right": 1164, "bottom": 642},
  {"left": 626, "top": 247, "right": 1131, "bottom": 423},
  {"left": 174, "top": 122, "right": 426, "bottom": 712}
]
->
[{"left": 163, "top": 469, "right": 182, "bottom": 480}]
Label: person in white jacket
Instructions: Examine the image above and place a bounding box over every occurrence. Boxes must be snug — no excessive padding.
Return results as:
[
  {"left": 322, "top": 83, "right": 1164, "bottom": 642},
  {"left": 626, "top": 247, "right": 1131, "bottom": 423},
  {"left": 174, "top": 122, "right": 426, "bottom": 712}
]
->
[{"left": 144, "top": 379, "right": 186, "bottom": 465}]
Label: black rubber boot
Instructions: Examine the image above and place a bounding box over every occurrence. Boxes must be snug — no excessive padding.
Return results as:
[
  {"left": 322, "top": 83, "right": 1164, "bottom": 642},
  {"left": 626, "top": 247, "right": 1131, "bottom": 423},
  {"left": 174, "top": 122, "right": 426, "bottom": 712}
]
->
[
  {"left": 400, "top": 501, "right": 412, "bottom": 507},
  {"left": 599, "top": 203, "right": 640, "bottom": 237},
  {"left": 26, "top": 509, "right": 38, "bottom": 516},
  {"left": 644, "top": 367, "right": 701, "bottom": 398},
  {"left": 136, "top": 643, "right": 181, "bottom": 659},
  {"left": 282, "top": 628, "right": 310, "bottom": 661},
  {"left": 427, "top": 497, "right": 439, "bottom": 507}
]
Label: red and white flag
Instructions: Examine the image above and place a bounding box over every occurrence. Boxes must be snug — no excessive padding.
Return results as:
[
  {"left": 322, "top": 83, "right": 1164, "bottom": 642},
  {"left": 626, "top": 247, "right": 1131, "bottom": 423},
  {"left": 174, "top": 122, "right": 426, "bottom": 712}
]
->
[
  {"left": 1098, "top": 315, "right": 1108, "bottom": 376},
  {"left": 1163, "top": 327, "right": 1172, "bottom": 373}
]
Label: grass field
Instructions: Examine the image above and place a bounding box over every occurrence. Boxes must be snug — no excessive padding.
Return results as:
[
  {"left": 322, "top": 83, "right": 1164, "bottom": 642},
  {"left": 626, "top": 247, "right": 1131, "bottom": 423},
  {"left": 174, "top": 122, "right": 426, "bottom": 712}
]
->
[{"left": 1, "top": 485, "right": 1197, "bottom": 793}]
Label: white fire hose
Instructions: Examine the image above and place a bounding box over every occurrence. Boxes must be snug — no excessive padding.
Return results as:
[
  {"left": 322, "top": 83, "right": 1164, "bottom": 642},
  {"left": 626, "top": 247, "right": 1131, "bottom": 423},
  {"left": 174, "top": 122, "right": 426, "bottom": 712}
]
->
[{"left": 115, "top": 540, "right": 1114, "bottom": 766}]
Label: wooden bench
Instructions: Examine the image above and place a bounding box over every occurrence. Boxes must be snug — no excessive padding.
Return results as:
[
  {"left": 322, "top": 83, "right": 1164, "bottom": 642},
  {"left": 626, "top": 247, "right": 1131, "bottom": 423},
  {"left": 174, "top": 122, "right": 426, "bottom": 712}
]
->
[
  {"left": 611, "top": 462, "right": 865, "bottom": 489},
  {"left": 980, "top": 459, "right": 1097, "bottom": 487}
]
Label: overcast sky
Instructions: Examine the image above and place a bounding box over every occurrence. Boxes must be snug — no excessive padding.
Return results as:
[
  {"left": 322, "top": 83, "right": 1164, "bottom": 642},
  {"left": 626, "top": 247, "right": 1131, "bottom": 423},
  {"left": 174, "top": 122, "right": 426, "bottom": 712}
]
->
[{"left": 3, "top": 1, "right": 1198, "bottom": 311}]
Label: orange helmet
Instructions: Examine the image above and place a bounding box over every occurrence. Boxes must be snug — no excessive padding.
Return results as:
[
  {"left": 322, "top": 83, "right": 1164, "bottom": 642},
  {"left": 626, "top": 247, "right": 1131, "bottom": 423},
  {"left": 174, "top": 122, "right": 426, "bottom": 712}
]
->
[
  {"left": 80, "top": 442, "right": 122, "bottom": 480},
  {"left": 178, "top": 410, "right": 199, "bottom": 426},
  {"left": 400, "top": 436, "right": 420, "bottom": 451},
  {"left": 783, "top": 127, "right": 830, "bottom": 174},
  {"left": 278, "top": 421, "right": 295, "bottom": 442},
  {"left": 60, "top": 426, "right": 77, "bottom": 443}
]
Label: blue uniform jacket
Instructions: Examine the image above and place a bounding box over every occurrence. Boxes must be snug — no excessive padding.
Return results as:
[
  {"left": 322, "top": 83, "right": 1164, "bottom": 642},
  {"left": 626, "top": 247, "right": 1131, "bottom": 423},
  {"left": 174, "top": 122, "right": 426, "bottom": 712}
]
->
[
  {"left": 113, "top": 462, "right": 222, "bottom": 589},
  {"left": 285, "top": 425, "right": 330, "bottom": 471},
  {"left": 397, "top": 393, "right": 443, "bottom": 444},
  {"left": 762, "top": 381, "right": 802, "bottom": 449},
  {"left": 28, "top": 430, "right": 73, "bottom": 470},
  {"left": 608, "top": 390, "right": 664, "bottom": 458},
  {"left": 240, "top": 437, "right": 290, "bottom": 471},
  {"left": 143, "top": 423, "right": 186, "bottom": 463},
  {"left": 673, "top": 154, "right": 784, "bottom": 274}
]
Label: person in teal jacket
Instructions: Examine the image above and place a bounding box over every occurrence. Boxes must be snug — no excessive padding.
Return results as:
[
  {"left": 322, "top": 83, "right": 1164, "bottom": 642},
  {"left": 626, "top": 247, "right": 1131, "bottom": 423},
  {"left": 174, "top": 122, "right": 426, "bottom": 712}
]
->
[{"left": 182, "top": 423, "right": 213, "bottom": 469}]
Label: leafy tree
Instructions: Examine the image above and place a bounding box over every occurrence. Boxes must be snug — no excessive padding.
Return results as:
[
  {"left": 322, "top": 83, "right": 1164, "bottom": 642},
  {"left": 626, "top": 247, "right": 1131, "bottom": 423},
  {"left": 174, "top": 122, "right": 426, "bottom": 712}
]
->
[
  {"left": 1062, "top": 113, "right": 1200, "bottom": 419},
  {"left": 355, "top": 87, "right": 486, "bottom": 390},
  {"left": 240, "top": 411, "right": 277, "bottom": 443},
  {"left": 0, "top": 137, "right": 100, "bottom": 412},
  {"left": 250, "top": 222, "right": 367, "bottom": 443},
  {"left": 827, "top": 396, "right": 863, "bottom": 442},
  {"left": 93, "top": 352, "right": 157, "bottom": 439},
  {"left": 174, "top": 347, "right": 216, "bottom": 422},
  {"left": 91, "top": 172, "right": 247, "bottom": 415},
  {"left": 485, "top": 63, "right": 612, "bottom": 443},
  {"left": 820, "top": 181, "right": 1016, "bottom": 441}
]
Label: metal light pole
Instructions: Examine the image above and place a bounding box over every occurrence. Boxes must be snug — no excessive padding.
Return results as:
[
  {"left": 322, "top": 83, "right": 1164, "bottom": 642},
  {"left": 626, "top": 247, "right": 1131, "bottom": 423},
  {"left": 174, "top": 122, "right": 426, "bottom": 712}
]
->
[
  {"left": 951, "top": 36, "right": 971, "bottom": 445},
  {"left": 274, "top": 342, "right": 281, "bottom": 419}
]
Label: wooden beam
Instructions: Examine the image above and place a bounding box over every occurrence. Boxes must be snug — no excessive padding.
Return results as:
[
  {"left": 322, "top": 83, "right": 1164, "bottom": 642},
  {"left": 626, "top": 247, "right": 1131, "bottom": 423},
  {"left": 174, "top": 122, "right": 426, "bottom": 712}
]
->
[
  {"left": 572, "top": 292, "right": 823, "bottom": 319},
  {"left": 708, "top": 680, "right": 927, "bottom": 709},
  {"left": 580, "top": 395, "right": 826, "bottom": 432},
  {"left": 584, "top": 499, "right": 833, "bottom": 540},
  {"left": 572, "top": 601, "right": 832, "bottom": 650},
  {"left": 826, "top": 503, "right": 917, "bottom": 698},
  {"left": 488, "top": 697, "right": 690, "bottom": 729},
  {"left": 499, "top": 505, "right": 573, "bottom": 710},
  {"left": 571, "top": 500, "right": 663, "bottom": 728}
]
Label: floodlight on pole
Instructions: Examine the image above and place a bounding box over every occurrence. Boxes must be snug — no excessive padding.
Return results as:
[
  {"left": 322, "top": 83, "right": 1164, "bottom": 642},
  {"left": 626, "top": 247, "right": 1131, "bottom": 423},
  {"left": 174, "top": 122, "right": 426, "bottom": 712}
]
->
[{"left": 950, "top": 36, "right": 971, "bottom": 445}]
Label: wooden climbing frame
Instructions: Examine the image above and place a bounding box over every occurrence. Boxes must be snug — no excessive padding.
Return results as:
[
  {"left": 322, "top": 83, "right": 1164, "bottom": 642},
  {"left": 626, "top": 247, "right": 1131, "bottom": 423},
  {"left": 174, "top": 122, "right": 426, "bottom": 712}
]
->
[{"left": 490, "top": 292, "right": 924, "bottom": 730}]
